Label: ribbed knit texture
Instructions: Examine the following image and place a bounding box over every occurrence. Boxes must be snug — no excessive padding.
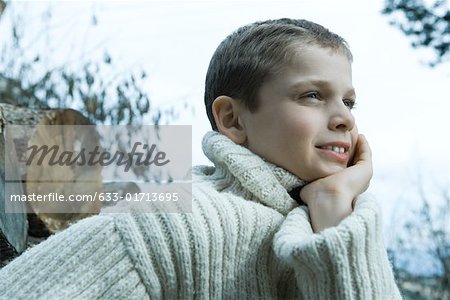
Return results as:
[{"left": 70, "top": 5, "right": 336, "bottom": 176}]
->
[{"left": 0, "top": 131, "right": 401, "bottom": 299}]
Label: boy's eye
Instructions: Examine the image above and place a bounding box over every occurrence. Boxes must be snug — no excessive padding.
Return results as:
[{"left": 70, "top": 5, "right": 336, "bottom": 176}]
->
[
  {"left": 343, "top": 99, "right": 356, "bottom": 109},
  {"left": 303, "top": 92, "right": 320, "bottom": 99}
]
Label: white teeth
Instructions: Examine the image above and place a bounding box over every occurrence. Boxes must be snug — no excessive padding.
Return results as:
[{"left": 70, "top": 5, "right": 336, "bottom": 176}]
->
[{"left": 321, "top": 146, "right": 345, "bottom": 153}]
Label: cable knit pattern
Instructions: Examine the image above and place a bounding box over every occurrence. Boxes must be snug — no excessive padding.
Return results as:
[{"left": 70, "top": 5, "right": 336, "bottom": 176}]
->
[
  {"left": 0, "top": 131, "right": 401, "bottom": 299},
  {"left": 201, "top": 131, "right": 305, "bottom": 215},
  {"left": 273, "top": 195, "right": 402, "bottom": 299}
]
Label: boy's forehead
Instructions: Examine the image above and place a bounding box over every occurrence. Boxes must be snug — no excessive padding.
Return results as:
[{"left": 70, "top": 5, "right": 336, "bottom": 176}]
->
[
  {"left": 282, "top": 46, "right": 352, "bottom": 73},
  {"left": 262, "top": 47, "right": 355, "bottom": 95}
]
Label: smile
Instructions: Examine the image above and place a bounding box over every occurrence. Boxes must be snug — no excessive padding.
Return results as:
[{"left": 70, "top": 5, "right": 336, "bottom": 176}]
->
[
  {"left": 320, "top": 145, "right": 345, "bottom": 154},
  {"left": 315, "top": 142, "right": 350, "bottom": 164}
]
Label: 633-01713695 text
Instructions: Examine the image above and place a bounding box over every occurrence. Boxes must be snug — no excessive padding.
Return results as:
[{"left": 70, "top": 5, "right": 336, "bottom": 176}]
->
[{"left": 89, "top": 192, "right": 180, "bottom": 202}]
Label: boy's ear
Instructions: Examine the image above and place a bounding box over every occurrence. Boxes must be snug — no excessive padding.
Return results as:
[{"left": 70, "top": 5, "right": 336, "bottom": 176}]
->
[{"left": 212, "top": 96, "right": 247, "bottom": 144}]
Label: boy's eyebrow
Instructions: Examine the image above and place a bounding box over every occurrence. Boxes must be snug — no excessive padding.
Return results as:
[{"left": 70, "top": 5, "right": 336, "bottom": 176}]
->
[{"left": 289, "top": 79, "right": 356, "bottom": 96}]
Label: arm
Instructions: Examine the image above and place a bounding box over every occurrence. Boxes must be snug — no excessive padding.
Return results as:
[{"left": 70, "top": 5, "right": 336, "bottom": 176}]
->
[
  {"left": 0, "top": 215, "right": 150, "bottom": 300},
  {"left": 273, "top": 194, "right": 402, "bottom": 299}
]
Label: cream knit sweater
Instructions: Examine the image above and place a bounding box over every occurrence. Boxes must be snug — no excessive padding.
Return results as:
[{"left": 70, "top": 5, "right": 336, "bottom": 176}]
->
[{"left": 0, "top": 132, "right": 402, "bottom": 299}]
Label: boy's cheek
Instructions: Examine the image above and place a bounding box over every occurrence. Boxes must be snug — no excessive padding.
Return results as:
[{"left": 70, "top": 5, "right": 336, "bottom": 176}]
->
[{"left": 352, "top": 123, "right": 359, "bottom": 137}]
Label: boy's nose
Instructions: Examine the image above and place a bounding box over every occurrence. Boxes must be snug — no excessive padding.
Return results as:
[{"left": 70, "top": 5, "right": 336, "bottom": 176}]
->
[{"left": 328, "top": 102, "right": 355, "bottom": 132}]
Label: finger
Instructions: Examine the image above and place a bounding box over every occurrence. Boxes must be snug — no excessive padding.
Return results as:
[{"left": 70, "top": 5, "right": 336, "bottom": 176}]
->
[{"left": 354, "top": 134, "right": 372, "bottom": 164}]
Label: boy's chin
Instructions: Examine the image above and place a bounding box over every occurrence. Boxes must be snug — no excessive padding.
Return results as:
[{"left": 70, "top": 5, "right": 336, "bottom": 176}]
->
[{"left": 306, "top": 166, "right": 346, "bottom": 181}]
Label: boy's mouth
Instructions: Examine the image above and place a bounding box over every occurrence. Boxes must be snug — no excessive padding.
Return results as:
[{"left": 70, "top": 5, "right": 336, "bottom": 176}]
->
[
  {"left": 316, "top": 142, "right": 350, "bottom": 153},
  {"left": 315, "top": 142, "right": 351, "bottom": 164},
  {"left": 318, "top": 145, "right": 346, "bottom": 154}
]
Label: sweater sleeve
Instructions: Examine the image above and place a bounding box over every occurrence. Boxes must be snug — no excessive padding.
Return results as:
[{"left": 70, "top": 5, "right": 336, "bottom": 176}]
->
[
  {"left": 272, "top": 194, "right": 402, "bottom": 299},
  {"left": 0, "top": 215, "right": 149, "bottom": 300}
]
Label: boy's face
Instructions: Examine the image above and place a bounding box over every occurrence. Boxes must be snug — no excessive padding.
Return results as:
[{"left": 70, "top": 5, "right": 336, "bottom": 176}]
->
[{"left": 239, "top": 46, "right": 358, "bottom": 182}]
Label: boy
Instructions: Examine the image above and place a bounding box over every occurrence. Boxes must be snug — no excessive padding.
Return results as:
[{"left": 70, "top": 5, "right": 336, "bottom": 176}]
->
[{"left": 0, "top": 18, "right": 401, "bottom": 299}]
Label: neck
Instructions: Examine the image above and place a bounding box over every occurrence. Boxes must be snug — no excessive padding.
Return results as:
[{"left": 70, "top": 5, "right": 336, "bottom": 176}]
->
[{"left": 201, "top": 131, "right": 307, "bottom": 214}]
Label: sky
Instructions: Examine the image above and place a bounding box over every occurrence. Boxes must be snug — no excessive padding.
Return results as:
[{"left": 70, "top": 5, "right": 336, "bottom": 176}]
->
[{"left": 1, "top": 0, "right": 449, "bottom": 273}]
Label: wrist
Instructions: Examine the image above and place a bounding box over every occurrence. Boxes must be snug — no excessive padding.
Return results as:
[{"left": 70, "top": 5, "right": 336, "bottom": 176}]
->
[
  {"left": 305, "top": 191, "right": 354, "bottom": 233},
  {"left": 309, "top": 202, "right": 352, "bottom": 232}
]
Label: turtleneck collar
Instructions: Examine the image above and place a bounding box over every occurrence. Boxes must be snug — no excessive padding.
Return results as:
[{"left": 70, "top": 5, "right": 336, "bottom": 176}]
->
[{"left": 197, "top": 131, "right": 307, "bottom": 215}]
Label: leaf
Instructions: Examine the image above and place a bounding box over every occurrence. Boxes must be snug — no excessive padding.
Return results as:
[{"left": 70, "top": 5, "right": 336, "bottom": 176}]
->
[
  {"left": 92, "top": 14, "right": 98, "bottom": 26},
  {"left": 86, "top": 73, "right": 94, "bottom": 87},
  {"left": 103, "top": 53, "right": 111, "bottom": 64}
]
